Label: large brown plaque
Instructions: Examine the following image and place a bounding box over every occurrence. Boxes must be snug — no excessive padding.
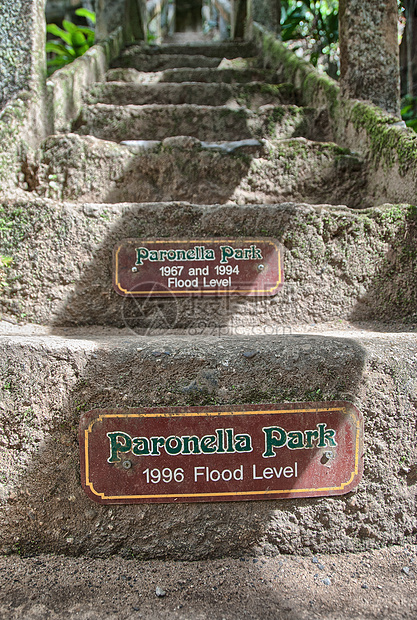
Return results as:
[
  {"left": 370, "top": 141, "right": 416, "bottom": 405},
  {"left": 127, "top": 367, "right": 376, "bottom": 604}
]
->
[
  {"left": 113, "top": 238, "right": 283, "bottom": 297},
  {"left": 79, "top": 402, "right": 363, "bottom": 504}
]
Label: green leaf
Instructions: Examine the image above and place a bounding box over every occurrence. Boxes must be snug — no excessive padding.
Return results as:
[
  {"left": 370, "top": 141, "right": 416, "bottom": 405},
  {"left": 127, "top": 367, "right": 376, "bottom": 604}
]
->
[
  {"left": 310, "top": 51, "right": 319, "bottom": 66},
  {"left": 75, "top": 8, "right": 96, "bottom": 24},
  {"left": 63, "top": 19, "right": 78, "bottom": 34},
  {"left": 405, "top": 118, "right": 417, "bottom": 131},
  {"left": 46, "top": 57, "right": 66, "bottom": 67},
  {"left": 46, "top": 23, "right": 72, "bottom": 45},
  {"left": 71, "top": 30, "right": 87, "bottom": 47},
  {"left": 45, "top": 42, "right": 75, "bottom": 57},
  {"left": 281, "top": 19, "right": 304, "bottom": 41},
  {"left": 47, "top": 57, "right": 70, "bottom": 66},
  {"left": 401, "top": 104, "right": 413, "bottom": 115},
  {"left": 76, "top": 26, "right": 95, "bottom": 38},
  {"left": 74, "top": 44, "right": 90, "bottom": 57}
]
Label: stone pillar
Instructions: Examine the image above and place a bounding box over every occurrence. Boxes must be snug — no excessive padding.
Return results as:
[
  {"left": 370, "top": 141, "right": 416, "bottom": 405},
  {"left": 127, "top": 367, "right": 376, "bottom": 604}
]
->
[
  {"left": 252, "top": 0, "right": 281, "bottom": 36},
  {"left": 95, "top": 0, "right": 146, "bottom": 42},
  {"left": 0, "top": 0, "right": 47, "bottom": 111},
  {"left": 232, "top": 0, "right": 253, "bottom": 39},
  {"left": 339, "top": 0, "right": 400, "bottom": 115}
]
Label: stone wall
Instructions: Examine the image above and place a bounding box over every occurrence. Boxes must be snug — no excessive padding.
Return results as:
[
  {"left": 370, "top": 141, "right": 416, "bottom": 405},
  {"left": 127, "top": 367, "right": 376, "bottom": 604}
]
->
[
  {"left": 0, "top": 0, "right": 48, "bottom": 194},
  {"left": 48, "top": 27, "right": 124, "bottom": 133},
  {"left": 0, "top": 17, "right": 123, "bottom": 195},
  {"left": 255, "top": 25, "right": 417, "bottom": 207},
  {"left": 0, "top": 0, "right": 46, "bottom": 111}
]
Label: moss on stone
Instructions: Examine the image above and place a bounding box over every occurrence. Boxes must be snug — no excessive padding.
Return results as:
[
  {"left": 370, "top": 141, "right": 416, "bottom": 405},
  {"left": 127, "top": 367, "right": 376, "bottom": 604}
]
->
[
  {"left": 349, "top": 100, "right": 417, "bottom": 173},
  {"left": 259, "top": 31, "right": 339, "bottom": 110},
  {"left": 255, "top": 24, "right": 417, "bottom": 188},
  {"left": 258, "top": 82, "right": 294, "bottom": 97}
]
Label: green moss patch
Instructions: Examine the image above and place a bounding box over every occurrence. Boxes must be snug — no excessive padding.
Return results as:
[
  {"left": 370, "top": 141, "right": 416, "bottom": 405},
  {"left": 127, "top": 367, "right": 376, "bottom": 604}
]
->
[
  {"left": 349, "top": 100, "right": 417, "bottom": 173},
  {"left": 255, "top": 25, "right": 417, "bottom": 182}
]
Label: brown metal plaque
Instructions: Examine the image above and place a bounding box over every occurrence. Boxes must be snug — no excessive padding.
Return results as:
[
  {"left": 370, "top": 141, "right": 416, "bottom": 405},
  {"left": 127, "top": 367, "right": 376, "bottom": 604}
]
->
[
  {"left": 79, "top": 402, "right": 363, "bottom": 505},
  {"left": 113, "top": 238, "right": 283, "bottom": 297}
]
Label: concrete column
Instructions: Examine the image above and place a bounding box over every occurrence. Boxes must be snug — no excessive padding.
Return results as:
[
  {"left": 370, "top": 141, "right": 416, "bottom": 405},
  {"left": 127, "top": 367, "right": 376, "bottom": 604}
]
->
[
  {"left": 252, "top": 0, "right": 280, "bottom": 36},
  {"left": 95, "top": 0, "right": 146, "bottom": 42},
  {"left": 0, "top": 0, "right": 47, "bottom": 111},
  {"left": 232, "top": 0, "right": 253, "bottom": 39},
  {"left": 339, "top": 0, "right": 400, "bottom": 115}
]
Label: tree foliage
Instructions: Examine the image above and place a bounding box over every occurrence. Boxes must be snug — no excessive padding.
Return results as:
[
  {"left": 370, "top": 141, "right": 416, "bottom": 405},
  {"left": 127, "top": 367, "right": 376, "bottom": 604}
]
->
[
  {"left": 46, "top": 8, "right": 96, "bottom": 76},
  {"left": 281, "top": 0, "right": 339, "bottom": 76}
]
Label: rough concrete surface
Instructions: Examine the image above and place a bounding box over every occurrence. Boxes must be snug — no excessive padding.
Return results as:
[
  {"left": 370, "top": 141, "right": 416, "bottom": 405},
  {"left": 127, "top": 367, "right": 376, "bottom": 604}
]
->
[
  {"left": 86, "top": 80, "right": 296, "bottom": 107},
  {"left": 1, "top": 201, "right": 415, "bottom": 327},
  {"left": 0, "top": 0, "right": 46, "bottom": 110},
  {"left": 95, "top": 0, "right": 145, "bottom": 43},
  {"left": 112, "top": 53, "right": 223, "bottom": 71},
  {"left": 253, "top": 0, "right": 281, "bottom": 35},
  {"left": 0, "top": 327, "right": 416, "bottom": 558},
  {"left": 0, "top": 18, "right": 416, "bottom": 582},
  {"left": 257, "top": 27, "right": 417, "bottom": 209},
  {"left": 1, "top": 545, "right": 416, "bottom": 619},
  {"left": 73, "top": 102, "right": 318, "bottom": 143},
  {"left": 120, "top": 41, "right": 258, "bottom": 58},
  {"left": 105, "top": 66, "right": 284, "bottom": 84},
  {"left": 22, "top": 135, "right": 364, "bottom": 206}
]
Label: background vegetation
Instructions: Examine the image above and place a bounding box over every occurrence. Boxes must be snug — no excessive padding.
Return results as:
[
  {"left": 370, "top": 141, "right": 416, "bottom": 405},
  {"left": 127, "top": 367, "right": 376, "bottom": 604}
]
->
[
  {"left": 281, "top": 0, "right": 339, "bottom": 77},
  {"left": 45, "top": 7, "right": 95, "bottom": 76}
]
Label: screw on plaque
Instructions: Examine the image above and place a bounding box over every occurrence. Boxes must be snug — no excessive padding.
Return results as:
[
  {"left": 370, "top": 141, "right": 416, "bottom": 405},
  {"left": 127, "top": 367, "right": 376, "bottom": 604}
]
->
[
  {"left": 320, "top": 451, "right": 334, "bottom": 465},
  {"left": 257, "top": 264, "right": 265, "bottom": 272},
  {"left": 122, "top": 460, "right": 132, "bottom": 470},
  {"left": 132, "top": 267, "right": 138, "bottom": 273}
]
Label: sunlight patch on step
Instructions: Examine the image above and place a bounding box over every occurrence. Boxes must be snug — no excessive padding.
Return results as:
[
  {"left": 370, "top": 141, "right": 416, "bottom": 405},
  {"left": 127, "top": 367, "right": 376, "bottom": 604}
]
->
[{"left": 120, "top": 138, "right": 262, "bottom": 154}]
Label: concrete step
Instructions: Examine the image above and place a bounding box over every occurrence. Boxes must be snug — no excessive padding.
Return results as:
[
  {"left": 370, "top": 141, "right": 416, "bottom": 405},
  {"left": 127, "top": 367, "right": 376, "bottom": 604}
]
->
[
  {"left": 73, "top": 103, "right": 319, "bottom": 143},
  {"left": 1, "top": 199, "right": 414, "bottom": 328},
  {"left": 110, "top": 53, "right": 223, "bottom": 72},
  {"left": 122, "top": 40, "right": 258, "bottom": 58},
  {"left": 86, "top": 81, "right": 296, "bottom": 108},
  {"left": 105, "top": 67, "right": 283, "bottom": 85},
  {"left": 0, "top": 326, "right": 416, "bottom": 557},
  {"left": 24, "top": 134, "right": 366, "bottom": 207}
]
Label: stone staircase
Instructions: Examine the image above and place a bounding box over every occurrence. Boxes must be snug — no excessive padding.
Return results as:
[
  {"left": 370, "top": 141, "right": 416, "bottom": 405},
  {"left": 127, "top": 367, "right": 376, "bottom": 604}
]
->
[
  {"left": 23, "top": 40, "right": 366, "bottom": 208},
  {"left": 0, "top": 39, "right": 416, "bottom": 559}
]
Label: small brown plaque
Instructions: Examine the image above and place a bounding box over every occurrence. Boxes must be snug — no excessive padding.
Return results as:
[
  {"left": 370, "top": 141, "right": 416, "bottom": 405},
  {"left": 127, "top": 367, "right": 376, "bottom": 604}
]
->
[
  {"left": 113, "top": 238, "right": 283, "bottom": 297},
  {"left": 79, "top": 402, "right": 363, "bottom": 505}
]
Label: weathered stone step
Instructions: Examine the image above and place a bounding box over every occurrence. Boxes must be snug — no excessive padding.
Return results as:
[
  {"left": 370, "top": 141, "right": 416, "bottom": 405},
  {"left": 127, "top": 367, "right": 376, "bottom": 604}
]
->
[
  {"left": 2, "top": 199, "right": 414, "bottom": 329},
  {"left": 24, "top": 134, "right": 365, "bottom": 207},
  {"left": 122, "top": 40, "right": 258, "bottom": 58},
  {"left": 110, "top": 53, "right": 223, "bottom": 72},
  {"left": 86, "top": 81, "right": 296, "bottom": 108},
  {"left": 0, "top": 327, "right": 416, "bottom": 557},
  {"left": 106, "top": 67, "right": 283, "bottom": 85},
  {"left": 74, "top": 103, "right": 318, "bottom": 143}
]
